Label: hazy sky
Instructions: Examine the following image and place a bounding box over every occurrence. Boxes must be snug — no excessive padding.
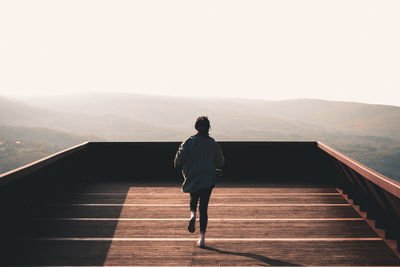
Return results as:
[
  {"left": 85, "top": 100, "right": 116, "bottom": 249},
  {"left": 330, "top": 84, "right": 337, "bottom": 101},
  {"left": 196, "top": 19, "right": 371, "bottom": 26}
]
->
[{"left": 1, "top": 1, "right": 399, "bottom": 106}]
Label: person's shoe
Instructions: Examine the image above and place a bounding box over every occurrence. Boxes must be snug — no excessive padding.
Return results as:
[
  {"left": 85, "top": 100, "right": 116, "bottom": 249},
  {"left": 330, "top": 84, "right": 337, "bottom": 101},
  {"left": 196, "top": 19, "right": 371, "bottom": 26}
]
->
[
  {"left": 197, "top": 232, "right": 205, "bottom": 248},
  {"left": 197, "top": 238, "right": 205, "bottom": 248},
  {"left": 188, "top": 216, "right": 196, "bottom": 233}
]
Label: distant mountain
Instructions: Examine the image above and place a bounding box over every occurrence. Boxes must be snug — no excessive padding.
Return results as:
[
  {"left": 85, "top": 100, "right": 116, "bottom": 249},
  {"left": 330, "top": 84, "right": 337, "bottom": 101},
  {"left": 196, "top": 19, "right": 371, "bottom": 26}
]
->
[
  {"left": 0, "top": 96, "right": 181, "bottom": 141},
  {"left": 1, "top": 93, "right": 399, "bottom": 180},
  {"left": 239, "top": 99, "right": 400, "bottom": 139},
  {"left": 0, "top": 95, "right": 323, "bottom": 141},
  {"left": 21, "top": 93, "right": 400, "bottom": 140}
]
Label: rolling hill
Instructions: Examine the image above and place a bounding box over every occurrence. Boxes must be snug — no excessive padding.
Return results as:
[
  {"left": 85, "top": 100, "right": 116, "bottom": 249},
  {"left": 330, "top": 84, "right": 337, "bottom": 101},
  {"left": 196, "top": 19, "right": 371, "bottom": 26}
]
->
[
  {"left": 0, "top": 96, "right": 181, "bottom": 141},
  {"left": 1, "top": 93, "right": 399, "bottom": 180},
  {"left": 21, "top": 92, "right": 400, "bottom": 139}
]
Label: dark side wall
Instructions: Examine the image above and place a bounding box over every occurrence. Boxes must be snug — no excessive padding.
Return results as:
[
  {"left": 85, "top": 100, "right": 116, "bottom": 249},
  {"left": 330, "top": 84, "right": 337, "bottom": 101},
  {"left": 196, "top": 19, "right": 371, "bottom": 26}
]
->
[{"left": 81, "top": 142, "right": 337, "bottom": 184}]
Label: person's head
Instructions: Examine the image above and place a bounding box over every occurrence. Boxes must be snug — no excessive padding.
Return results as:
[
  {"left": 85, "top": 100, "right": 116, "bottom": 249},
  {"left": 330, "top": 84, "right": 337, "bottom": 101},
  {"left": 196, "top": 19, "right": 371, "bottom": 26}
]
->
[{"left": 195, "top": 116, "right": 210, "bottom": 135}]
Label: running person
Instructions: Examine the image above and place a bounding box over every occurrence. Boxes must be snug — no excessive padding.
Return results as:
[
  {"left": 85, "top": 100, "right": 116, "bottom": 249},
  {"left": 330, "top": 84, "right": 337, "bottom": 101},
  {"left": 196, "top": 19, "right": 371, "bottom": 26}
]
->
[{"left": 174, "top": 116, "right": 225, "bottom": 248}]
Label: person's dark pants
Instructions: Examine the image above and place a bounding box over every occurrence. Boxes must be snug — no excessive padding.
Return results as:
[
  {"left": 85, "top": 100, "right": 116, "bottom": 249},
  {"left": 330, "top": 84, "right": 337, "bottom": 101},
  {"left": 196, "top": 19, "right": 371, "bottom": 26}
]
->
[{"left": 190, "top": 186, "right": 213, "bottom": 233}]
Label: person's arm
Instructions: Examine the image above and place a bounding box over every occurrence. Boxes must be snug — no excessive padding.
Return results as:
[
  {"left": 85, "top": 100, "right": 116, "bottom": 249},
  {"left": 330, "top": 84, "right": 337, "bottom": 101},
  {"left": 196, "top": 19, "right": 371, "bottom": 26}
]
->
[
  {"left": 215, "top": 142, "right": 225, "bottom": 168},
  {"left": 174, "top": 140, "right": 187, "bottom": 168}
]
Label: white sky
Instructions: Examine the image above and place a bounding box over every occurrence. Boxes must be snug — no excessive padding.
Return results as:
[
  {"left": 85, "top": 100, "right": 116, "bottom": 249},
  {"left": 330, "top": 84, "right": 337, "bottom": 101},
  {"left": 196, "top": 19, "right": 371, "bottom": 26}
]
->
[{"left": 0, "top": 0, "right": 399, "bottom": 106}]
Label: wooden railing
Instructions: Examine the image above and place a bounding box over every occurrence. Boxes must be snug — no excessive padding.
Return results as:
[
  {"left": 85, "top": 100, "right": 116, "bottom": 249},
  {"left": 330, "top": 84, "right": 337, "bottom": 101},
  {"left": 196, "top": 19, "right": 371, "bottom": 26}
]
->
[
  {"left": 318, "top": 142, "right": 400, "bottom": 250},
  {"left": 0, "top": 141, "right": 89, "bottom": 186},
  {"left": 0, "top": 141, "right": 90, "bottom": 242}
]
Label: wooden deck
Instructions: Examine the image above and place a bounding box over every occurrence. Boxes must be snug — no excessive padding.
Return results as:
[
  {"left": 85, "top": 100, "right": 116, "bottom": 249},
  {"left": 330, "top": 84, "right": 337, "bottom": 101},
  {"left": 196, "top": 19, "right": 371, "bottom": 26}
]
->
[{"left": 2, "top": 182, "right": 400, "bottom": 266}]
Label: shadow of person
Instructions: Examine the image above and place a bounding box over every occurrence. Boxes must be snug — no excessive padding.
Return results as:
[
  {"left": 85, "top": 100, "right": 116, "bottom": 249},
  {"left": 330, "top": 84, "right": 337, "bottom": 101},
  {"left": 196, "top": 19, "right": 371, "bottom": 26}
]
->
[{"left": 202, "top": 246, "right": 303, "bottom": 266}]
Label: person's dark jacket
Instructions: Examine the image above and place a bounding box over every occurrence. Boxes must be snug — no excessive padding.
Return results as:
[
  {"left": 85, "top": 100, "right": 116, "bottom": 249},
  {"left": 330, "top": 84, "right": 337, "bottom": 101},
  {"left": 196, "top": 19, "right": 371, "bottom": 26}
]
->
[{"left": 174, "top": 134, "right": 224, "bottom": 193}]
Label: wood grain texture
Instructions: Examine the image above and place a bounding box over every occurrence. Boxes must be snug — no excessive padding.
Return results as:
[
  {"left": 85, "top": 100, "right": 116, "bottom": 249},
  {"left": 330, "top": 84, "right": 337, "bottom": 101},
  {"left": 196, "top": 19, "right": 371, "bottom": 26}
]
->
[
  {"left": 56, "top": 195, "right": 348, "bottom": 204},
  {"left": 2, "top": 183, "right": 400, "bottom": 266},
  {"left": 4, "top": 240, "right": 400, "bottom": 266},
  {"left": 41, "top": 205, "right": 362, "bottom": 219},
  {"left": 26, "top": 220, "right": 378, "bottom": 238}
]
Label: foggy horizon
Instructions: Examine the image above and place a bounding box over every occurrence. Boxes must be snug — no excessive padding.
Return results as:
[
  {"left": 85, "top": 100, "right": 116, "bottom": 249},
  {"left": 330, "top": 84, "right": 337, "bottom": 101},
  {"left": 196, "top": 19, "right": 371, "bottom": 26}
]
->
[
  {"left": 2, "top": 90, "right": 400, "bottom": 108},
  {"left": 1, "top": 1, "right": 400, "bottom": 106}
]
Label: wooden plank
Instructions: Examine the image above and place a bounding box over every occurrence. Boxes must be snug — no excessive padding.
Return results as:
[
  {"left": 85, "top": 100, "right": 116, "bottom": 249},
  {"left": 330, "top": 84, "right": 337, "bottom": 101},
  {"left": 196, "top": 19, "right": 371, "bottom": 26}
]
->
[
  {"left": 64, "top": 192, "right": 341, "bottom": 196},
  {"left": 2, "top": 240, "right": 399, "bottom": 266},
  {"left": 41, "top": 205, "right": 362, "bottom": 219},
  {"left": 55, "top": 195, "right": 348, "bottom": 204},
  {"left": 65, "top": 185, "right": 339, "bottom": 194},
  {"left": 127, "top": 186, "right": 339, "bottom": 194},
  {"left": 2, "top": 240, "right": 193, "bottom": 266},
  {"left": 37, "top": 218, "right": 366, "bottom": 221},
  {"left": 52, "top": 203, "right": 351, "bottom": 207},
  {"left": 24, "top": 220, "right": 379, "bottom": 238},
  {"left": 3, "top": 183, "right": 399, "bottom": 266},
  {"left": 191, "top": 240, "right": 400, "bottom": 266}
]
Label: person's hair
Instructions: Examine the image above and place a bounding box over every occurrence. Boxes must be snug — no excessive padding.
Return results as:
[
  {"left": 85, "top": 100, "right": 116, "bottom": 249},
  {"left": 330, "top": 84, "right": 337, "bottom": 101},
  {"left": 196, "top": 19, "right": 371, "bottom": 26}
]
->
[{"left": 195, "top": 116, "right": 210, "bottom": 135}]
